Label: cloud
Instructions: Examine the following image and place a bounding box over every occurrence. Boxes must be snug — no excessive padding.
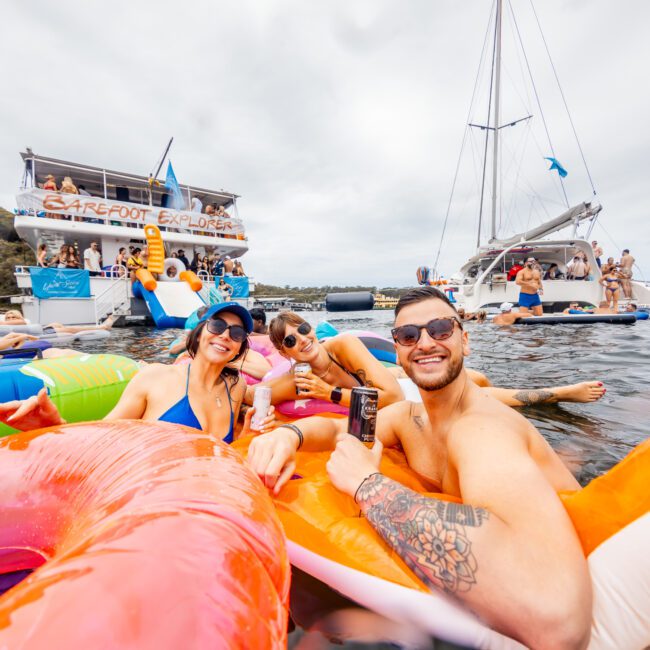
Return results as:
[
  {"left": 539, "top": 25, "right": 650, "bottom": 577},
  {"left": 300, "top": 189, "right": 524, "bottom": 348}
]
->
[{"left": 1, "top": 0, "right": 649, "bottom": 286}]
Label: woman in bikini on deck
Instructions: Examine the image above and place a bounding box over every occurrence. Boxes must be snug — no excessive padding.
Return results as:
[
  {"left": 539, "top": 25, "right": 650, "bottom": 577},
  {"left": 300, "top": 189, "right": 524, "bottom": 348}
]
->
[
  {"left": 0, "top": 304, "right": 274, "bottom": 442},
  {"left": 600, "top": 266, "right": 622, "bottom": 312}
]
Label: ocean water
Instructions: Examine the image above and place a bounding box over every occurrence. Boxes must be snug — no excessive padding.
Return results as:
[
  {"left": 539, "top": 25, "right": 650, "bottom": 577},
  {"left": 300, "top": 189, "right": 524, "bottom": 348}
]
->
[{"left": 72, "top": 310, "right": 649, "bottom": 649}]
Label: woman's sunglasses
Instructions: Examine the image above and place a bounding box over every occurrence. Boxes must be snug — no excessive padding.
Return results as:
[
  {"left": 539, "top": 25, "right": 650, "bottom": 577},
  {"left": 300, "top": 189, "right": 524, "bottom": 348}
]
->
[
  {"left": 206, "top": 317, "right": 247, "bottom": 343},
  {"left": 391, "top": 317, "right": 461, "bottom": 346},
  {"left": 282, "top": 321, "right": 312, "bottom": 348}
]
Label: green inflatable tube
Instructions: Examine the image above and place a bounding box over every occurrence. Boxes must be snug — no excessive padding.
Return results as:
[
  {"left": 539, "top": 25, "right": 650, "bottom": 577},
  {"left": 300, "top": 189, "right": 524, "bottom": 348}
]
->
[{"left": 0, "top": 354, "right": 140, "bottom": 437}]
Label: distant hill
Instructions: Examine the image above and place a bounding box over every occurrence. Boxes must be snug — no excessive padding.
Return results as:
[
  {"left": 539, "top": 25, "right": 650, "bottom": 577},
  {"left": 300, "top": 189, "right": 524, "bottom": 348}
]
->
[
  {"left": 0, "top": 207, "right": 35, "bottom": 304},
  {"left": 254, "top": 282, "right": 411, "bottom": 303}
]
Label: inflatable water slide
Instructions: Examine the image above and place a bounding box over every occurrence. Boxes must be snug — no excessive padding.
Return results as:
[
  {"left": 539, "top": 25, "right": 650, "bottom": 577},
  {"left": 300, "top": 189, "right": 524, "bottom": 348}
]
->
[{"left": 132, "top": 225, "right": 206, "bottom": 328}]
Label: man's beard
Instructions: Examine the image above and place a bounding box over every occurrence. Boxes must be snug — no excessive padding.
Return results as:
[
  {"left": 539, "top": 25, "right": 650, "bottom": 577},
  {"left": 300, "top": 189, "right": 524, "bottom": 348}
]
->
[{"left": 404, "top": 353, "right": 464, "bottom": 392}]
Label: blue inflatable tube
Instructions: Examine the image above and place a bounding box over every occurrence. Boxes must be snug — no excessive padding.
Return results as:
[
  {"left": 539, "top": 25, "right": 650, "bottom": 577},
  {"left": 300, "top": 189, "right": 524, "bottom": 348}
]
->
[{"left": 0, "top": 340, "right": 52, "bottom": 360}]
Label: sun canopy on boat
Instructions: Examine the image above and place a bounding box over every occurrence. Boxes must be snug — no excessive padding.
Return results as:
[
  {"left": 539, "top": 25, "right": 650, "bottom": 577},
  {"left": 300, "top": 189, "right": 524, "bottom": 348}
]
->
[
  {"left": 488, "top": 202, "right": 602, "bottom": 248},
  {"left": 20, "top": 151, "right": 238, "bottom": 211}
]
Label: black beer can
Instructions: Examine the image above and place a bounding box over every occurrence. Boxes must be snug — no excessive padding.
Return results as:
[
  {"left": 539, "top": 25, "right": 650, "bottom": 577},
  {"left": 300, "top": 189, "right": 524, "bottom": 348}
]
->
[{"left": 348, "top": 387, "right": 378, "bottom": 443}]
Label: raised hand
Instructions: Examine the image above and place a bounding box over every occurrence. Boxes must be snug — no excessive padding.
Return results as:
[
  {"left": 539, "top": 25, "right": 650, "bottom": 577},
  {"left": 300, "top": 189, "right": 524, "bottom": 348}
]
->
[
  {"left": 0, "top": 388, "right": 65, "bottom": 431},
  {"left": 293, "top": 371, "right": 332, "bottom": 401}
]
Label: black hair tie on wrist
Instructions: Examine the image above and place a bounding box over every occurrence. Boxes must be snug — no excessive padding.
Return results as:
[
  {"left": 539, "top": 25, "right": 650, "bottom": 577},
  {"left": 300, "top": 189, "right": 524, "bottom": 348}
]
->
[
  {"left": 354, "top": 472, "right": 382, "bottom": 503},
  {"left": 279, "top": 424, "right": 304, "bottom": 450}
]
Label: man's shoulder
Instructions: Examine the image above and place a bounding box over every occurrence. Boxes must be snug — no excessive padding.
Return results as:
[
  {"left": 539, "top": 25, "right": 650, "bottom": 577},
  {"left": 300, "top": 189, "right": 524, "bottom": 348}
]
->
[
  {"left": 448, "top": 392, "right": 529, "bottom": 449},
  {"left": 379, "top": 399, "right": 414, "bottom": 420}
]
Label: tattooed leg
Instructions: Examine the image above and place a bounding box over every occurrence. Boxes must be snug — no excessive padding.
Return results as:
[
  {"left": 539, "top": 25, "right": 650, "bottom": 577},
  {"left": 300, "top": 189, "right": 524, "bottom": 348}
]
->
[
  {"left": 356, "top": 474, "right": 488, "bottom": 596},
  {"left": 484, "top": 381, "right": 605, "bottom": 407}
]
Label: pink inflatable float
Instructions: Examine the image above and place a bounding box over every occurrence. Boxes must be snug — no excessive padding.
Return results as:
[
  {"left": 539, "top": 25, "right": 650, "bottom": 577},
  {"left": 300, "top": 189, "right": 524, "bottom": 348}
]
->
[{"left": 0, "top": 420, "right": 290, "bottom": 648}]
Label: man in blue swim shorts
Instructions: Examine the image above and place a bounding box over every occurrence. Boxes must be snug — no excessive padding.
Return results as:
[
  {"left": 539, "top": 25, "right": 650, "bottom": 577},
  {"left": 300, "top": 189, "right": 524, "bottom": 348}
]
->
[{"left": 515, "top": 257, "right": 543, "bottom": 316}]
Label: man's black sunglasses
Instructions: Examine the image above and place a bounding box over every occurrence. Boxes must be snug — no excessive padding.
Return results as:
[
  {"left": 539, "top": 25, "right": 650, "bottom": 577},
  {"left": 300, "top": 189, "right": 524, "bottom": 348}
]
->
[
  {"left": 282, "top": 321, "right": 312, "bottom": 348},
  {"left": 391, "top": 317, "right": 461, "bottom": 346},
  {"left": 206, "top": 317, "right": 247, "bottom": 343}
]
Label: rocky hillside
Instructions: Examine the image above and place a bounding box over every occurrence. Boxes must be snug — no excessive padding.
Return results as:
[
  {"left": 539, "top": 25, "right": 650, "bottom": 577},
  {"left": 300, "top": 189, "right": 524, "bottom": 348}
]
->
[{"left": 0, "top": 208, "right": 35, "bottom": 305}]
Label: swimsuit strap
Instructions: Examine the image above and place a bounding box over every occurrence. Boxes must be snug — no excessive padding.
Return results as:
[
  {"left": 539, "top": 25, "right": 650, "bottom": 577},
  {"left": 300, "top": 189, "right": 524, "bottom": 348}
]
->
[
  {"left": 185, "top": 364, "right": 191, "bottom": 394},
  {"left": 327, "top": 352, "right": 363, "bottom": 386},
  {"left": 222, "top": 376, "right": 235, "bottom": 441}
]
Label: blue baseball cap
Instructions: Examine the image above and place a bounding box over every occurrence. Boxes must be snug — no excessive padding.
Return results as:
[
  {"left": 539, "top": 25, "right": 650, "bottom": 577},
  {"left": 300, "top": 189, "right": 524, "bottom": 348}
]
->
[{"left": 198, "top": 302, "right": 254, "bottom": 333}]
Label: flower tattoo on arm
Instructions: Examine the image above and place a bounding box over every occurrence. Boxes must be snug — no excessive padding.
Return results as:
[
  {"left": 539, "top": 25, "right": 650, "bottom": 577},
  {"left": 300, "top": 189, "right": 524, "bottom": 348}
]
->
[{"left": 356, "top": 474, "right": 489, "bottom": 595}]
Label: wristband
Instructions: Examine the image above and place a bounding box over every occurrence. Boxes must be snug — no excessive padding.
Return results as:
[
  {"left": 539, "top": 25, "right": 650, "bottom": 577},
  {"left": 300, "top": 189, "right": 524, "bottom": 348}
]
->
[
  {"left": 353, "top": 472, "right": 382, "bottom": 503},
  {"left": 330, "top": 386, "right": 343, "bottom": 404},
  {"left": 279, "top": 424, "right": 303, "bottom": 450}
]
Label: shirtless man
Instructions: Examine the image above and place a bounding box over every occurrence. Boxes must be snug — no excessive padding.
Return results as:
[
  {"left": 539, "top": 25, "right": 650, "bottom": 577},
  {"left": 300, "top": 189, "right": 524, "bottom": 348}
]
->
[
  {"left": 619, "top": 249, "right": 635, "bottom": 298},
  {"left": 491, "top": 301, "right": 525, "bottom": 325},
  {"left": 249, "top": 287, "right": 591, "bottom": 649},
  {"left": 515, "top": 257, "right": 543, "bottom": 316}
]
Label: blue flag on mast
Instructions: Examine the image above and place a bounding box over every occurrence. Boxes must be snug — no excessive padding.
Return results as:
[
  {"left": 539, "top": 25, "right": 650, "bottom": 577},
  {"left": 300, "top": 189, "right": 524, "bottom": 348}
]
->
[
  {"left": 544, "top": 157, "right": 568, "bottom": 178},
  {"left": 165, "top": 161, "right": 185, "bottom": 209}
]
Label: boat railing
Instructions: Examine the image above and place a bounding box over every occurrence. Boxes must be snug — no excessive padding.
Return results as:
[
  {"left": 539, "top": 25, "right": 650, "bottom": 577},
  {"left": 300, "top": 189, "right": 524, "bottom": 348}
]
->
[
  {"left": 464, "top": 239, "right": 601, "bottom": 296},
  {"left": 93, "top": 266, "right": 130, "bottom": 324}
]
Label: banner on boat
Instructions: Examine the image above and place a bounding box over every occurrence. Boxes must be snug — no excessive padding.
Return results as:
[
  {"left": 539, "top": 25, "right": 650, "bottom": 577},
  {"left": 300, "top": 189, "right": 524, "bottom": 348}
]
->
[
  {"left": 17, "top": 189, "right": 244, "bottom": 236},
  {"left": 227, "top": 276, "right": 249, "bottom": 298},
  {"left": 29, "top": 267, "right": 91, "bottom": 299}
]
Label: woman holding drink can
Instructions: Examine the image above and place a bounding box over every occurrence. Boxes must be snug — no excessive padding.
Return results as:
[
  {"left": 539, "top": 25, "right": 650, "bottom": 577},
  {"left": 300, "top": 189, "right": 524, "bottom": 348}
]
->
[{"left": 244, "top": 312, "right": 403, "bottom": 410}]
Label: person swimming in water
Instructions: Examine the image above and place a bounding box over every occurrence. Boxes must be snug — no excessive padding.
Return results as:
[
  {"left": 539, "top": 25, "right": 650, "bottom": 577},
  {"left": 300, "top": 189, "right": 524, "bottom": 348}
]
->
[{"left": 0, "top": 304, "right": 274, "bottom": 442}]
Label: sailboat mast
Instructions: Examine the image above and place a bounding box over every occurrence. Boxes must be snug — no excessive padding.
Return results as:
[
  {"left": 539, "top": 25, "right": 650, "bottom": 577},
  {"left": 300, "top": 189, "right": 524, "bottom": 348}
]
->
[{"left": 490, "top": 0, "right": 502, "bottom": 242}]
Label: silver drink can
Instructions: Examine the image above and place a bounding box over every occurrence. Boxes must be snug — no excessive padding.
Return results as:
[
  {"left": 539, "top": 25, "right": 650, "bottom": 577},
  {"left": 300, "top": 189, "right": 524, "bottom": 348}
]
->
[
  {"left": 294, "top": 363, "right": 312, "bottom": 394},
  {"left": 251, "top": 386, "right": 272, "bottom": 431}
]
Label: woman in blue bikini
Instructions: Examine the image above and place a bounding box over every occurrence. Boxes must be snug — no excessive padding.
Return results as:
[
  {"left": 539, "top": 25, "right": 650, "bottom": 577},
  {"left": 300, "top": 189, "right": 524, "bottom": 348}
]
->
[
  {"left": 0, "top": 303, "right": 274, "bottom": 443},
  {"left": 599, "top": 267, "right": 622, "bottom": 312}
]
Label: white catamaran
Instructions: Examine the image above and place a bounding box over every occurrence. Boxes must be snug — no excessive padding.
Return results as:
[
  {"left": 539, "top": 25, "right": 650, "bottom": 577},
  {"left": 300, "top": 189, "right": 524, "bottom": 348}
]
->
[
  {"left": 11, "top": 149, "right": 254, "bottom": 326},
  {"left": 428, "top": 0, "right": 649, "bottom": 313}
]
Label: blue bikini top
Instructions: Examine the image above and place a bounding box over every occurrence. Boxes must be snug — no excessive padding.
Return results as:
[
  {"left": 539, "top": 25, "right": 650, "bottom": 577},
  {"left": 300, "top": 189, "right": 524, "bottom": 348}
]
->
[{"left": 158, "top": 365, "right": 235, "bottom": 443}]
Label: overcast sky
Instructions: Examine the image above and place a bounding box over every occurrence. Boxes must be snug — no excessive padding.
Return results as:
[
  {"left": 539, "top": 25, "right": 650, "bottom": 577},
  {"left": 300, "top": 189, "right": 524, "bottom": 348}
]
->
[{"left": 1, "top": 1, "right": 649, "bottom": 287}]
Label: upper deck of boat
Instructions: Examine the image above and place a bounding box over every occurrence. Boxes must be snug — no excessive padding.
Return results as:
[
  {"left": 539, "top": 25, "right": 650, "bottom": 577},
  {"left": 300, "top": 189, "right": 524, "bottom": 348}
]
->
[{"left": 15, "top": 151, "right": 248, "bottom": 253}]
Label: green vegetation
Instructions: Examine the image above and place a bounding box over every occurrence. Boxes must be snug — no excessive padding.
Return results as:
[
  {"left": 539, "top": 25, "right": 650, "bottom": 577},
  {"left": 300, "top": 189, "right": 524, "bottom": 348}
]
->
[
  {"left": 254, "top": 283, "right": 411, "bottom": 303},
  {"left": 0, "top": 209, "right": 35, "bottom": 307}
]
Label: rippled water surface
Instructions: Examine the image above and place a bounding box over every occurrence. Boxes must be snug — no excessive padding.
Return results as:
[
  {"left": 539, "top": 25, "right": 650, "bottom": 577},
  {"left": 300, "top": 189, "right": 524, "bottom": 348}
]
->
[{"left": 78, "top": 309, "right": 650, "bottom": 483}]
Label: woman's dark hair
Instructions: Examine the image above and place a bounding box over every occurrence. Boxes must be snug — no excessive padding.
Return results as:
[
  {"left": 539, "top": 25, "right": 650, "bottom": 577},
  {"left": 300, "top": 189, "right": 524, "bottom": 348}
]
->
[
  {"left": 394, "top": 287, "right": 457, "bottom": 317},
  {"left": 268, "top": 311, "right": 306, "bottom": 350},
  {"left": 185, "top": 317, "right": 249, "bottom": 381},
  {"left": 118, "top": 247, "right": 126, "bottom": 253}
]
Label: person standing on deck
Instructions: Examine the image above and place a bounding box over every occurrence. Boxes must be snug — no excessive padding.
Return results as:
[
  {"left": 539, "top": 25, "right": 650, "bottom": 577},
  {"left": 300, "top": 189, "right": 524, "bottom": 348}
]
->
[
  {"left": 83, "top": 242, "right": 102, "bottom": 277},
  {"left": 515, "top": 257, "right": 543, "bottom": 316},
  {"left": 619, "top": 249, "right": 635, "bottom": 298},
  {"left": 591, "top": 241, "right": 603, "bottom": 268}
]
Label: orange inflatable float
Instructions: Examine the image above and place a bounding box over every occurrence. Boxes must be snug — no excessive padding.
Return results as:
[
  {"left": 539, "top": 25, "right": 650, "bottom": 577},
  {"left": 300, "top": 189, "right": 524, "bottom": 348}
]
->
[
  {"left": 0, "top": 421, "right": 290, "bottom": 648},
  {"left": 233, "top": 435, "right": 650, "bottom": 648}
]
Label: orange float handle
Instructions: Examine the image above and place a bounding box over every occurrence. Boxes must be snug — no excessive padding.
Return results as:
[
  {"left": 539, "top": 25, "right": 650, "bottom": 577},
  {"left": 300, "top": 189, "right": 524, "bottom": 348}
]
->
[
  {"left": 180, "top": 270, "right": 203, "bottom": 292},
  {"left": 136, "top": 268, "right": 157, "bottom": 291}
]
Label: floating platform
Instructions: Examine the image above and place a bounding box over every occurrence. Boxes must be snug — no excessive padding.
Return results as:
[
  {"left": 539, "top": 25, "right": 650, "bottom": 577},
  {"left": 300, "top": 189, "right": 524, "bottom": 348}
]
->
[{"left": 520, "top": 313, "right": 636, "bottom": 325}]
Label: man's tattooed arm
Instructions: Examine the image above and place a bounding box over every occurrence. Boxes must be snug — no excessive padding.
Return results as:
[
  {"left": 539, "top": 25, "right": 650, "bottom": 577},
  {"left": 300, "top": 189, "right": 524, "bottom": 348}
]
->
[
  {"left": 356, "top": 474, "right": 488, "bottom": 595},
  {"left": 511, "top": 389, "right": 554, "bottom": 405}
]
